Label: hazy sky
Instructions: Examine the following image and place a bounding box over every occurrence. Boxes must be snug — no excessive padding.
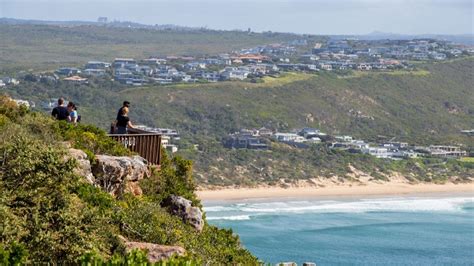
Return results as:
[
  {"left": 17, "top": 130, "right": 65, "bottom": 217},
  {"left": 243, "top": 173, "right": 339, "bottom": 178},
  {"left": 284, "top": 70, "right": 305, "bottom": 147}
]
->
[{"left": 1, "top": 0, "right": 473, "bottom": 35}]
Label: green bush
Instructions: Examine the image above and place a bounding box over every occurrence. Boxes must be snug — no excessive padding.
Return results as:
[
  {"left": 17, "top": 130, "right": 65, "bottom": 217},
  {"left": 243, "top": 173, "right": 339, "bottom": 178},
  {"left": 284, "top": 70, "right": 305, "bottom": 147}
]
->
[{"left": 0, "top": 100, "right": 258, "bottom": 264}]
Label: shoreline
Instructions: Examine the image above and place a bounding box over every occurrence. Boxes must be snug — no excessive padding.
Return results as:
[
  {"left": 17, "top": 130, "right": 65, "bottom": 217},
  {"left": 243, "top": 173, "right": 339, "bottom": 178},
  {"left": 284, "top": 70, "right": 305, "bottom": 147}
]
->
[{"left": 197, "top": 182, "right": 474, "bottom": 201}]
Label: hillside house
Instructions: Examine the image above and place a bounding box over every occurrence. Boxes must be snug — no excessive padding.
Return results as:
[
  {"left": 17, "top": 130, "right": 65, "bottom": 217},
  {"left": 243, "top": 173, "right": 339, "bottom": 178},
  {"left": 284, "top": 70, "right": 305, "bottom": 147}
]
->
[
  {"left": 274, "top": 133, "right": 306, "bottom": 143},
  {"left": 83, "top": 69, "right": 106, "bottom": 76},
  {"left": 220, "top": 67, "right": 250, "bottom": 80},
  {"left": 335, "top": 135, "right": 353, "bottom": 142},
  {"left": 142, "top": 58, "right": 167, "bottom": 65},
  {"left": 2, "top": 77, "right": 19, "bottom": 85},
  {"left": 56, "top": 67, "right": 81, "bottom": 76},
  {"left": 223, "top": 135, "right": 269, "bottom": 150},
  {"left": 429, "top": 145, "right": 467, "bottom": 158},
  {"left": 113, "top": 58, "right": 137, "bottom": 68},
  {"left": 85, "top": 61, "right": 111, "bottom": 69},
  {"left": 429, "top": 52, "right": 446, "bottom": 60},
  {"left": 319, "top": 63, "right": 332, "bottom": 71},
  {"left": 357, "top": 63, "right": 372, "bottom": 71},
  {"left": 362, "top": 147, "right": 391, "bottom": 158}
]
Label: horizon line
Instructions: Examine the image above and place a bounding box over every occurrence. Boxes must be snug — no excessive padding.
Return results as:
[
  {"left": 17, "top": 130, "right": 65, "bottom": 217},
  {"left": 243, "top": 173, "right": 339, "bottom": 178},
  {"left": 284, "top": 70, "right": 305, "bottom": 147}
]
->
[{"left": 1, "top": 17, "right": 473, "bottom": 37}]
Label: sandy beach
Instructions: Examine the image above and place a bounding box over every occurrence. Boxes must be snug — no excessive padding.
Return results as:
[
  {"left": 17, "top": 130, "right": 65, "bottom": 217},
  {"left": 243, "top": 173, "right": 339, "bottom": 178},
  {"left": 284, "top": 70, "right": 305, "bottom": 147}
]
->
[{"left": 197, "top": 182, "right": 474, "bottom": 201}]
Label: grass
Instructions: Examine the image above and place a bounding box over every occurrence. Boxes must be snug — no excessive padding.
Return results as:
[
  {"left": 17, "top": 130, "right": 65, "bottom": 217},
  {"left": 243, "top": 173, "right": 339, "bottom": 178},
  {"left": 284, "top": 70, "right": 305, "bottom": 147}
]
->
[
  {"left": 260, "top": 72, "right": 315, "bottom": 86},
  {"left": 339, "top": 69, "right": 431, "bottom": 79},
  {"left": 0, "top": 24, "right": 318, "bottom": 73},
  {"left": 459, "top": 157, "right": 474, "bottom": 163}
]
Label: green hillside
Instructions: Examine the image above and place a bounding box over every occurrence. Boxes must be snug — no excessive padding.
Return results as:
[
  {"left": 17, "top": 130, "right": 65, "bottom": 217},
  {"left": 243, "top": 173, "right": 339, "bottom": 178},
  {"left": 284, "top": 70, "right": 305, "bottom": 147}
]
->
[
  {"left": 4, "top": 58, "right": 473, "bottom": 186},
  {"left": 0, "top": 96, "right": 256, "bottom": 264},
  {"left": 7, "top": 58, "right": 473, "bottom": 144},
  {"left": 115, "top": 59, "right": 473, "bottom": 146},
  {"left": 0, "top": 24, "right": 308, "bottom": 73}
]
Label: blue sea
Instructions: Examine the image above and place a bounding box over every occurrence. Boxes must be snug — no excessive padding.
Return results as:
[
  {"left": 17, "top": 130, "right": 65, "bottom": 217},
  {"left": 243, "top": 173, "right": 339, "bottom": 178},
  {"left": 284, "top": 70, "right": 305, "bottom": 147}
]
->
[{"left": 204, "top": 194, "right": 474, "bottom": 265}]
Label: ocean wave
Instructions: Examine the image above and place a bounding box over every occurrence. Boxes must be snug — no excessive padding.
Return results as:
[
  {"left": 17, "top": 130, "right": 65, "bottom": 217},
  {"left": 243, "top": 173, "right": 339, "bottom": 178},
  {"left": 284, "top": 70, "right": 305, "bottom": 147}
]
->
[
  {"left": 206, "top": 215, "right": 251, "bottom": 221},
  {"left": 204, "top": 206, "right": 238, "bottom": 212},
  {"left": 204, "top": 197, "right": 474, "bottom": 215}
]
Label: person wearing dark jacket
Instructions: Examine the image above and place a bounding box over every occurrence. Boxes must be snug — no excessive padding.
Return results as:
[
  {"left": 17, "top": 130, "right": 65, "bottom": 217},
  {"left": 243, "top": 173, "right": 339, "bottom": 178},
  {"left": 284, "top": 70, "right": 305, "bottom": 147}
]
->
[
  {"left": 116, "top": 106, "right": 134, "bottom": 134},
  {"left": 51, "top": 98, "right": 69, "bottom": 121},
  {"left": 116, "top": 101, "right": 130, "bottom": 120}
]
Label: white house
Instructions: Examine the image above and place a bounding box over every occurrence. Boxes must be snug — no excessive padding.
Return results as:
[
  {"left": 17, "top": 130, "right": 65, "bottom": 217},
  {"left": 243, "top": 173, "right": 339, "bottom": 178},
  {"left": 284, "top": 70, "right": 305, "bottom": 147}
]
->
[
  {"left": 362, "top": 147, "right": 390, "bottom": 158},
  {"left": 274, "top": 133, "right": 306, "bottom": 143}
]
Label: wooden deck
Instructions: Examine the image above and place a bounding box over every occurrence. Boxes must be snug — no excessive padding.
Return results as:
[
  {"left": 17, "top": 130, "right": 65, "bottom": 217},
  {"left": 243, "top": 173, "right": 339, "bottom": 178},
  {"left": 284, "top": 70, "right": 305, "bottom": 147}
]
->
[{"left": 109, "top": 128, "right": 162, "bottom": 166}]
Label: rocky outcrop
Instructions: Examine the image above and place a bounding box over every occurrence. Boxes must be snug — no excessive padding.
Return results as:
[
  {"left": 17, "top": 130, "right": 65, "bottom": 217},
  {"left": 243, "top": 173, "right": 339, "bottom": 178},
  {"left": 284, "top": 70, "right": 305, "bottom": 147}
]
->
[
  {"left": 92, "top": 155, "right": 150, "bottom": 197},
  {"left": 67, "top": 148, "right": 95, "bottom": 184},
  {"left": 118, "top": 236, "right": 185, "bottom": 262},
  {"left": 162, "top": 195, "right": 204, "bottom": 232}
]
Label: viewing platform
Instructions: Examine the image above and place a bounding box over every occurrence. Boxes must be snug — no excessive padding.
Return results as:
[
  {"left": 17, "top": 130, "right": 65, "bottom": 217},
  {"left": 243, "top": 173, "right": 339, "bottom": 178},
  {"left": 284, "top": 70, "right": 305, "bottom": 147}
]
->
[{"left": 109, "top": 128, "right": 162, "bottom": 166}]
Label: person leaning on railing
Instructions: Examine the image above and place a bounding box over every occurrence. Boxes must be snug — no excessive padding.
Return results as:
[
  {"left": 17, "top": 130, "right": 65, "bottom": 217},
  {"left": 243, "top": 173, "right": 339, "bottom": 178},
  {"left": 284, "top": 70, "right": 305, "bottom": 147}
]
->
[{"left": 115, "top": 106, "right": 135, "bottom": 134}]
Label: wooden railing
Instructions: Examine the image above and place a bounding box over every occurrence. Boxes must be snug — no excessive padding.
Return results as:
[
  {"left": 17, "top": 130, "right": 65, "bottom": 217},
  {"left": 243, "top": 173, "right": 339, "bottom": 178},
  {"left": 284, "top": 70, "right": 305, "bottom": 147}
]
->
[{"left": 109, "top": 132, "right": 162, "bottom": 166}]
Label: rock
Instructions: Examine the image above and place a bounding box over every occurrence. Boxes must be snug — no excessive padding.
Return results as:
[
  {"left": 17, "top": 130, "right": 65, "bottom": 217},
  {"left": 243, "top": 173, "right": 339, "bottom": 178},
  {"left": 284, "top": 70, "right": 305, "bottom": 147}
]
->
[
  {"left": 118, "top": 236, "right": 185, "bottom": 263},
  {"left": 92, "top": 155, "right": 150, "bottom": 196},
  {"left": 163, "top": 195, "right": 204, "bottom": 232},
  {"left": 67, "top": 148, "right": 95, "bottom": 184}
]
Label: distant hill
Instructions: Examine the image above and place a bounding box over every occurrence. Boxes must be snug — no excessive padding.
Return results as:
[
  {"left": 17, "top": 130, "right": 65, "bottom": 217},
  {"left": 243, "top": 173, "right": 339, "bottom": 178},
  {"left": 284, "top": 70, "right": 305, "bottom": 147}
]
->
[
  {"left": 0, "top": 17, "right": 202, "bottom": 31},
  {"left": 330, "top": 31, "right": 474, "bottom": 45},
  {"left": 0, "top": 22, "right": 306, "bottom": 73}
]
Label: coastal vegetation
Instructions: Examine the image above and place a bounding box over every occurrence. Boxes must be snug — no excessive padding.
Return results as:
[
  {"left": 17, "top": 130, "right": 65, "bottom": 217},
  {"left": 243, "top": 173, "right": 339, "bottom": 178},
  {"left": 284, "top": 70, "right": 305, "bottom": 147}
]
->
[
  {"left": 0, "top": 96, "right": 257, "bottom": 264},
  {"left": 1, "top": 23, "right": 472, "bottom": 187},
  {"left": 3, "top": 58, "right": 473, "bottom": 186}
]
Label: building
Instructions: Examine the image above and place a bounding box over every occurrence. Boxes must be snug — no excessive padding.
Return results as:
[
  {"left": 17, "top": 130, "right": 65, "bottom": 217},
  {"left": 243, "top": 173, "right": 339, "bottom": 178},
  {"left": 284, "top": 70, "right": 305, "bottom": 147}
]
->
[
  {"left": 335, "top": 136, "right": 353, "bottom": 142},
  {"left": 362, "top": 147, "right": 391, "bottom": 158},
  {"left": 223, "top": 135, "right": 269, "bottom": 150},
  {"left": 298, "top": 128, "right": 320, "bottom": 139},
  {"left": 429, "top": 145, "right": 467, "bottom": 158},
  {"left": 220, "top": 67, "right": 250, "bottom": 80},
  {"left": 274, "top": 133, "right": 306, "bottom": 143},
  {"left": 113, "top": 58, "right": 137, "bottom": 69},
  {"left": 83, "top": 69, "right": 107, "bottom": 76},
  {"left": 85, "top": 61, "right": 111, "bottom": 69},
  {"left": 461, "top": 129, "right": 474, "bottom": 136},
  {"left": 357, "top": 63, "right": 372, "bottom": 71},
  {"left": 56, "top": 67, "right": 81, "bottom": 76},
  {"left": 2, "top": 77, "right": 20, "bottom": 85},
  {"left": 161, "top": 135, "right": 178, "bottom": 153},
  {"left": 319, "top": 63, "right": 332, "bottom": 71},
  {"left": 97, "top": 17, "right": 108, "bottom": 23},
  {"left": 429, "top": 52, "right": 446, "bottom": 60}
]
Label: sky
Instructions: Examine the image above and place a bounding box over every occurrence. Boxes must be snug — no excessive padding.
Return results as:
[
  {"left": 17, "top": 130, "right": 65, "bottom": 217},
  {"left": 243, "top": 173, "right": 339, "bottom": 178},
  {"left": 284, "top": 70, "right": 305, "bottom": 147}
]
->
[{"left": 0, "top": 0, "right": 473, "bottom": 35}]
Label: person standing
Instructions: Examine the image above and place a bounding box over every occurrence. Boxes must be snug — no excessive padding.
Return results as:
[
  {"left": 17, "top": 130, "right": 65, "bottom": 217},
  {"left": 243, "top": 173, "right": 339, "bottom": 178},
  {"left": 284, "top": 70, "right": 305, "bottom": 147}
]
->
[
  {"left": 117, "top": 101, "right": 130, "bottom": 120},
  {"left": 111, "top": 101, "right": 130, "bottom": 133},
  {"left": 116, "top": 106, "right": 134, "bottom": 134},
  {"left": 67, "top": 102, "right": 78, "bottom": 124},
  {"left": 51, "top": 98, "right": 69, "bottom": 121}
]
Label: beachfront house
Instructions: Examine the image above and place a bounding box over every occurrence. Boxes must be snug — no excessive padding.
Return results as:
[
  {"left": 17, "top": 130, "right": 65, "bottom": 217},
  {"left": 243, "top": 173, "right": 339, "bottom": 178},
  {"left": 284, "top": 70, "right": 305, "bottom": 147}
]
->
[
  {"left": 429, "top": 145, "right": 467, "bottom": 158},
  {"left": 362, "top": 147, "right": 391, "bottom": 158}
]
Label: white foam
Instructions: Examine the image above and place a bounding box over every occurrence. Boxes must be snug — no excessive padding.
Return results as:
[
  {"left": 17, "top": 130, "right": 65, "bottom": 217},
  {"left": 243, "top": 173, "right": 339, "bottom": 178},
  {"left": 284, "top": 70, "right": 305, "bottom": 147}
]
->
[
  {"left": 204, "top": 206, "right": 237, "bottom": 212},
  {"left": 207, "top": 215, "right": 251, "bottom": 221},
  {"left": 204, "top": 197, "right": 474, "bottom": 215}
]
